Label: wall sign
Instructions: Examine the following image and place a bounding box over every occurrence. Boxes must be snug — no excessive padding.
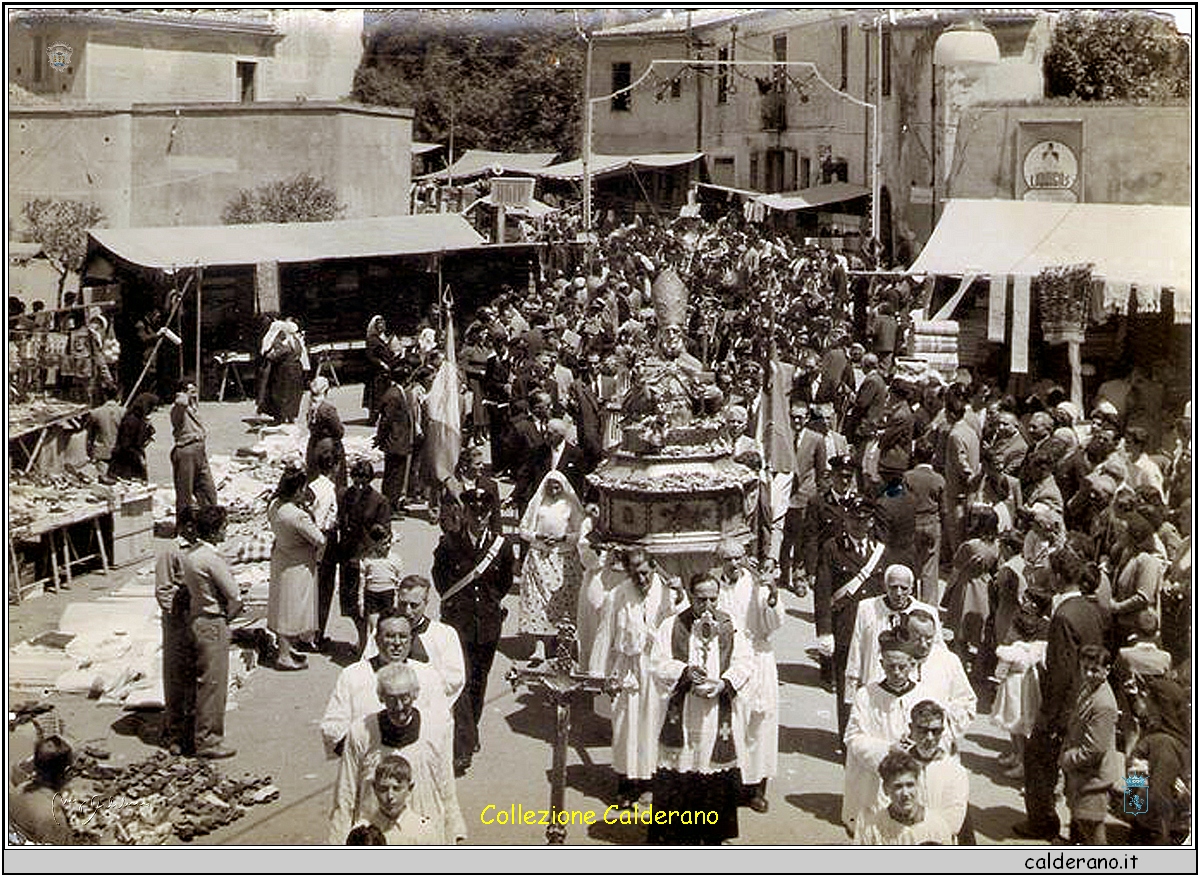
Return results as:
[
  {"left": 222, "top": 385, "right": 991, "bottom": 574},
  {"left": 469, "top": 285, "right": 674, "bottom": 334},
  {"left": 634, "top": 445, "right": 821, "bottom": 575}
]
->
[{"left": 1016, "top": 121, "right": 1084, "bottom": 202}]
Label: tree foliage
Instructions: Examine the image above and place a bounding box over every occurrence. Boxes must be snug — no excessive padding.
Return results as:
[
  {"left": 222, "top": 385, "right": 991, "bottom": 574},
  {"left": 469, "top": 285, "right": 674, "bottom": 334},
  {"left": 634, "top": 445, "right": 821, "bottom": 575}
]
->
[
  {"left": 21, "top": 198, "right": 105, "bottom": 297},
  {"left": 1044, "top": 10, "right": 1190, "bottom": 101},
  {"left": 222, "top": 172, "right": 344, "bottom": 225},
  {"left": 352, "top": 12, "right": 585, "bottom": 158}
]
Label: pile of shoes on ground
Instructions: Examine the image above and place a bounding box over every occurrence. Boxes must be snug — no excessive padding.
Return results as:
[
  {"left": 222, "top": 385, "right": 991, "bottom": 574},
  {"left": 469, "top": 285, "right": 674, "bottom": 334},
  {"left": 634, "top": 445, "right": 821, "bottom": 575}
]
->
[{"left": 66, "top": 752, "right": 278, "bottom": 843}]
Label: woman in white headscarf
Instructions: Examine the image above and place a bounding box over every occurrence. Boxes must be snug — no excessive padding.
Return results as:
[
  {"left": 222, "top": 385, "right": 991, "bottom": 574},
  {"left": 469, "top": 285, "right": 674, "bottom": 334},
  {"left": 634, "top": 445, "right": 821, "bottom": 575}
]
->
[
  {"left": 258, "top": 317, "right": 309, "bottom": 424},
  {"left": 518, "top": 470, "right": 586, "bottom": 663}
]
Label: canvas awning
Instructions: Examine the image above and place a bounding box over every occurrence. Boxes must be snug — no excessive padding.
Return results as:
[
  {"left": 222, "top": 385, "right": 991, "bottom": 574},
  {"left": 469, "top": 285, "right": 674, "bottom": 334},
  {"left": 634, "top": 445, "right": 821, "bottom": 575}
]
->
[
  {"left": 755, "top": 182, "right": 869, "bottom": 212},
  {"left": 416, "top": 149, "right": 558, "bottom": 182},
  {"left": 412, "top": 141, "right": 443, "bottom": 156},
  {"left": 86, "top": 214, "right": 486, "bottom": 271},
  {"left": 909, "top": 199, "right": 1191, "bottom": 300},
  {"left": 465, "top": 194, "right": 558, "bottom": 219},
  {"left": 534, "top": 152, "right": 704, "bottom": 182}
]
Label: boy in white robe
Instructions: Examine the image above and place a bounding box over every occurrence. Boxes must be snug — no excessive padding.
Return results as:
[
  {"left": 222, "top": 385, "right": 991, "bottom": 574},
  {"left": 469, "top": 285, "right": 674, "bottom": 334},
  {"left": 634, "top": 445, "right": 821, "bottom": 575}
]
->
[
  {"left": 854, "top": 750, "right": 954, "bottom": 845},
  {"left": 843, "top": 629, "right": 924, "bottom": 833},
  {"left": 904, "top": 699, "right": 970, "bottom": 840},
  {"left": 351, "top": 754, "right": 440, "bottom": 845}
]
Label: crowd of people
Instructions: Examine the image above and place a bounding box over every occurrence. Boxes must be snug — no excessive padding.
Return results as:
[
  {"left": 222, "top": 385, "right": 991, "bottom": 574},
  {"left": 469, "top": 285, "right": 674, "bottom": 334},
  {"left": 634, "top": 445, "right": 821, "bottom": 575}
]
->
[{"left": 123, "top": 210, "right": 1193, "bottom": 846}]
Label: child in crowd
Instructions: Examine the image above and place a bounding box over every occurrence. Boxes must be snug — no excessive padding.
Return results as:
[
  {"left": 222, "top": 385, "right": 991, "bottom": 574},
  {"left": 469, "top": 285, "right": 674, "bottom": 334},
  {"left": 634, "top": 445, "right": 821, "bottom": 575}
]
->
[
  {"left": 944, "top": 505, "right": 999, "bottom": 676},
  {"left": 991, "top": 587, "right": 1052, "bottom": 778},
  {"left": 1059, "top": 644, "right": 1122, "bottom": 845}
]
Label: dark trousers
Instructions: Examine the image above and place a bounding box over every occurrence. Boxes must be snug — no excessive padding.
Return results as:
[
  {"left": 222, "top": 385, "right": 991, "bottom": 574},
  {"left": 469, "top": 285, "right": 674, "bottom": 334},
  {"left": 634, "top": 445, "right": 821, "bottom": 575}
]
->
[
  {"left": 778, "top": 505, "right": 806, "bottom": 588},
  {"left": 453, "top": 638, "right": 498, "bottom": 761},
  {"left": 338, "top": 559, "right": 362, "bottom": 621},
  {"left": 833, "top": 602, "right": 855, "bottom": 740},
  {"left": 171, "top": 442, "right": 218, "bottom": 519},
  {"left": 315, "top": 530, "right": 339, "bottom": 638},
  {"left": 913, "top": 517, "right": 941, "bottom": 607},
  {"left": 191, "top": 614, "right": 230, "bottom": 751},
  {"left": 382, "top": 453, "right": 410, "bottom": 510},
  {"left": 162, "top": 611, "right": 196, "bottom": 750},
  {"left": 1023, "top": 723, "right": 1064, "bottom": 836}
]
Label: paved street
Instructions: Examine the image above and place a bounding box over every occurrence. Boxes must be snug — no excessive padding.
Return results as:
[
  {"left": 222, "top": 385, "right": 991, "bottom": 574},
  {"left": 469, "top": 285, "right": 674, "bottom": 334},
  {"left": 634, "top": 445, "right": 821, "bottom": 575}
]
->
[{"left": 9, "top": 385, "right": 1080, "bottom": 845}]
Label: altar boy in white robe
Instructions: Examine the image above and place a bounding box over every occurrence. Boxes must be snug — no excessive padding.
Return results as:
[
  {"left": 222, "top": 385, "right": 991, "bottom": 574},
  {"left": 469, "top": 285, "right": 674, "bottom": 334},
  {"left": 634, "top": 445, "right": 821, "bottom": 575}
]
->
[
  {"left": 589, "top": 546, "right": 683, "bottom": 809},
  {"left": 714, "top": 537, "right": 783, "bottom": 813},
  {"left": 648, "top": 572, "right": 753, "bottom": 845},
  {"left": 842, "top": 628, "right": 925, "bottom": 836}
]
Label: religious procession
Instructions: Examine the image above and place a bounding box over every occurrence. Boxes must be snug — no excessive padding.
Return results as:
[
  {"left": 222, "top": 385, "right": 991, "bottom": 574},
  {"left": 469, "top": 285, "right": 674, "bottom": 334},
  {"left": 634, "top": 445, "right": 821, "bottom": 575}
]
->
[{"left": 5, "top": 6, "right": 1191, "bottom": 861}]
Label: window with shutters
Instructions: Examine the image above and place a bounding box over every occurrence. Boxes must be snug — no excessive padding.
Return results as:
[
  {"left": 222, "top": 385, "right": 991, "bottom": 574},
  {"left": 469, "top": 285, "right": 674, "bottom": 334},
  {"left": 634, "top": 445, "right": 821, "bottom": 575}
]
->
[
  {"left": 611, "top": 62, "right": 631, "bottom": 112},
  {"left": 749, "top": 153, "right": 760, "bottom": 190},
  {"left": 800, "top": 156, "right": 811, "bottom": 190},
  {"left": 840, "top": 25, "right": 849, "bottom": 90},
  {"left": 882, "top": 30, "right": 892, "bottom": 97},
  {"left": 717, "top": 46, "right": 729, "bottom": 104}
]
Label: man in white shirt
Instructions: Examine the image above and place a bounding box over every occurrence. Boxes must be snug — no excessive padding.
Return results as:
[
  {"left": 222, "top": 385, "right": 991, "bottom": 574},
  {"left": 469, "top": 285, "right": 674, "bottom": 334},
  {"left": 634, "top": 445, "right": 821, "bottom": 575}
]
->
[{"left": 589, "top": 547, "right": 682, "bottom": 810}]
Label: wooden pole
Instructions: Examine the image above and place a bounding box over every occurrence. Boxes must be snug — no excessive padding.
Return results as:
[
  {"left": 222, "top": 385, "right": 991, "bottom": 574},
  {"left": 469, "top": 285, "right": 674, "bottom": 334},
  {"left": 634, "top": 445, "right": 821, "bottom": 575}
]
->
[
  {"left": 194, "top": 265, "right": 203, "bottom": 397},
  {"left": 122, "top": 273, "right": 192, "bottom": 407}
]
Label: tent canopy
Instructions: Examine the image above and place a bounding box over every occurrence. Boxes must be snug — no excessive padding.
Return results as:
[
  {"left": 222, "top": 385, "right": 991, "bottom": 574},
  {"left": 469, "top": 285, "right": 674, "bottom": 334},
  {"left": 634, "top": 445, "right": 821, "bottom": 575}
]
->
[
  {"left": 416, "top": 149, "right": 558, "bottom": 182},
  {"left": 87, "top": 214, "right": 486, "bottom": 271},
  {"left": 909, "top": 199, "right": 1191, "bottom": 295},
  {"left": 534, "top": 152, "right": 704, "bottom": 182},
  {"left": 465, "top": 194, "right": 558, "bottom": 219},
  {"left": 412, "top": 141, "right": 443, "bottom": 156},
  {"left": 755, "top": 182, "right": 869, "bottom": 212}
]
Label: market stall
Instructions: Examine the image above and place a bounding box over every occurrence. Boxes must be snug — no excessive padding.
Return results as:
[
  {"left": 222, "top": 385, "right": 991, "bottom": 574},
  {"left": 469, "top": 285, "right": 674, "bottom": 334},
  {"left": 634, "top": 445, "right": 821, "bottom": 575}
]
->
[{"left": 906, "top": 199, "right": 1191, "bottom": 407}]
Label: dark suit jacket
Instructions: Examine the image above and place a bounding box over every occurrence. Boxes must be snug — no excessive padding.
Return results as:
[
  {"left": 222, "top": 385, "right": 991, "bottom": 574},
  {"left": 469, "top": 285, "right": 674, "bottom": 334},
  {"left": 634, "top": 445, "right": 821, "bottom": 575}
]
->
[
  {"left": 815, "top": 348, "right": 853, "bottom": 404},
  {"left": 375, "top": 384, "right": 417, "bottom": 456},
  {"left": 568, "top": 378, "right": 604, "bottom": 470},
  {"left": 337, "top": 484, "right": 390, "bottom": 561},
  {"left": 1039, "top": 594, "right": 1107, "bottom": 732},
  {"left": 846, "top": 370, "right": 887, "bottom": 442},
  {"left": 552, "top": 441, "right": 589, "bottom": 501},
  {"left": 815, "top": 532, "right": 886, "bottom": 639},
  {"left": 432, "top": 529, "right": 515, "bottom": 645},
  {"left": 512, "top": 415, "right": 551, "bottom": 510},
  {"left": 873, "top": 483, "right": 917, "bottom": 569}
]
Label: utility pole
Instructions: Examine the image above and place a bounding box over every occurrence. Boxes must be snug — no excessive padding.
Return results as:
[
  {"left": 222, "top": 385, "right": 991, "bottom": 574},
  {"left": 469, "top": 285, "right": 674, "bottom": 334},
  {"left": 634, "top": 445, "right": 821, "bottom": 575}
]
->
[{"left": 582, "top": 29, "right": 593, "bottom": 269}]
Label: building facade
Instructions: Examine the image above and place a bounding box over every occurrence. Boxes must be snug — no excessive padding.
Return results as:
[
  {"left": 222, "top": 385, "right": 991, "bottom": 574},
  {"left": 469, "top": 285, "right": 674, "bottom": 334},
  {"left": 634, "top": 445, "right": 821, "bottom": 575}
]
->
[
  {"left": 8, "top": 8, "right": 363, "bottom": 104},
  {"left": 8, "top": 9, "right": 412, "bottom": 233},
  {"left": 590, "top": 8, "right": 1052, "bottom": 258}
]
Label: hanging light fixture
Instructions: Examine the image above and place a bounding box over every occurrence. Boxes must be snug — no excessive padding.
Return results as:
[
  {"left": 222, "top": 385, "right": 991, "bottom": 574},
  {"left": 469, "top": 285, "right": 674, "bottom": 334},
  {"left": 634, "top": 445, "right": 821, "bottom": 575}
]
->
[{"left": 933, "top": 17, "right": 1000, "bottom": 66}]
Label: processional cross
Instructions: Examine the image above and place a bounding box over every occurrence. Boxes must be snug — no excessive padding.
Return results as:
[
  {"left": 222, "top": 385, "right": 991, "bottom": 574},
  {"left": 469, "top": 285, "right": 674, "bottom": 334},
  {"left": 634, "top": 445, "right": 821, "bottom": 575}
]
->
[{"left": 505, "top": 621, "right": 620, "bottom": 844}]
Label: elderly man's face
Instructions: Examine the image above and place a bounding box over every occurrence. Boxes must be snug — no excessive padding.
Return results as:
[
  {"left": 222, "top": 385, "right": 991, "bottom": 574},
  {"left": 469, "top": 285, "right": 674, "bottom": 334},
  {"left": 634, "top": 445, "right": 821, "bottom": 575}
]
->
[
  {"left": 885, "top": 574, "right": 913, "bottom": 609},
  {"left": 376, "top": 617, "right": 413, "bottom": 665},
  {"left": 378, "top": 674, "right": 418, "bottom": 724}
]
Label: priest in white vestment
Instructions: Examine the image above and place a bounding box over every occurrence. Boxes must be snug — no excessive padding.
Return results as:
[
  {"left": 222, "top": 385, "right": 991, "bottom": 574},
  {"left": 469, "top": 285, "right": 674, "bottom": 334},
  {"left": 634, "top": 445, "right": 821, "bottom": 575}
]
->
[
  {"left": 904, "top": 609, "right": 977, "bottom": 743},
  {"left": 589, "top": 547, "right": 682, "bottom": 808},
  {"left": 715, "top": 538, "right": 783, "bottom": 813},
  {"left": 648, "top": 572, "right": 752, "bottom": 845},
  {"left": 846, "top": 563, "right": 941, "bottom": 697}
]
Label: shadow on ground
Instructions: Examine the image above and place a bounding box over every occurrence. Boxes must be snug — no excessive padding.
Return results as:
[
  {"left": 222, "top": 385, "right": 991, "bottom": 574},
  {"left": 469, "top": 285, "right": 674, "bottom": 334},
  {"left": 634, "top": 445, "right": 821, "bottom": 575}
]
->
[
  {"left": 785, "top": 792, "right": 847, "bottom": 832},
  {"left": 110, "top": 710, "right": 164, "bottom": 748},
  {"left": 777, "top": 661, "right": 825, "bottom": 690},
  {"left": 502, "top": 692, "right": 612, "bottom": 747},
  {"left": 778, "top": 725, "right": 842, "bottom": 763}
]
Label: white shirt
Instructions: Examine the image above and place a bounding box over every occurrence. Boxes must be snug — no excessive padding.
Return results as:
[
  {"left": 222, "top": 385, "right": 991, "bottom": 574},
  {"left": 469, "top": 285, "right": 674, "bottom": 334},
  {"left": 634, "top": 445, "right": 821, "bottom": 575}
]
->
[{"left": 309, "top": 474, "right": 338, "bottom": 532}]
